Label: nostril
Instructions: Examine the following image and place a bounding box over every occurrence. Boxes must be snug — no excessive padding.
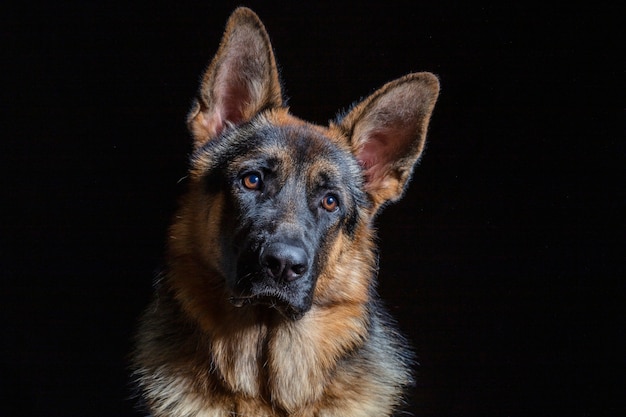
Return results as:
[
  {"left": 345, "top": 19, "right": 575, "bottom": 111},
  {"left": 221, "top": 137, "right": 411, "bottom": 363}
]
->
[
  {"left": 264, "top": 255, "right": 284, "bottom": 278},
  {"left": 283, "top": 262, "right": 307, "bottom": 282},
  {"left": 291, "top": 263, "right": 306, "bottom": 276}
]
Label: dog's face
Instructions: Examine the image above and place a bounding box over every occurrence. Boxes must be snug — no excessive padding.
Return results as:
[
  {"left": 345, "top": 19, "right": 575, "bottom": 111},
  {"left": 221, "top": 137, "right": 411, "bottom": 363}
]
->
[
  {"left": 168, "top": 8, "right": 438, "bottom": 324},
  {"left": 191, "top": 119, "right": 367, "bottom": 319}
]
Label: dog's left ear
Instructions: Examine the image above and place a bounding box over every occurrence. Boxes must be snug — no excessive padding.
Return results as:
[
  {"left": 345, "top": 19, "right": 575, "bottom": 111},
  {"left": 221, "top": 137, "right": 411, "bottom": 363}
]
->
[
  {"left": 187, "top": 7, "right": 283, "bottom": 148},
  {"left": 338, "top": 72, "right": 439, "bottom": 211}
]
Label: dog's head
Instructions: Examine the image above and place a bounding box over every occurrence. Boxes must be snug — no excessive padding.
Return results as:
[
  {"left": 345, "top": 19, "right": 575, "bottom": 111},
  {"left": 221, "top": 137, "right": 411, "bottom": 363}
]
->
[
  {"left": 168, "top": 8, "right": 439, "bottom": 322},
  {"left": 190, "top": 120, "right": 368, "bottom": 320}
]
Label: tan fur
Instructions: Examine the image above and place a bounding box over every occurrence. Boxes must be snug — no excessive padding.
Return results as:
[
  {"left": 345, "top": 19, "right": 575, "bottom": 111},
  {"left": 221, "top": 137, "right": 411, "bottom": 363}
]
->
[{"left": 133, "top": 7, "right": 439, "bottom": 416}]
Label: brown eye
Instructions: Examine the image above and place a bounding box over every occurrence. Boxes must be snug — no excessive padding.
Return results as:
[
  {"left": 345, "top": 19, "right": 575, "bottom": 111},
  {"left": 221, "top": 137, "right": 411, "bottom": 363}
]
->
[
  {"left": 321, "top": 194, "right": 339, "bottom": 212},
  {"left": 242, "top": 173, "right": 262, "bottom": 190}
]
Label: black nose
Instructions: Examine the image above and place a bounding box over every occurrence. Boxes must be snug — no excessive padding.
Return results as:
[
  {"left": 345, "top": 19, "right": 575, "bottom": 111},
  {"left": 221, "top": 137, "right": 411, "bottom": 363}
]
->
[{"left": 261, "top": 242, "right": 309, "bottom": 282}]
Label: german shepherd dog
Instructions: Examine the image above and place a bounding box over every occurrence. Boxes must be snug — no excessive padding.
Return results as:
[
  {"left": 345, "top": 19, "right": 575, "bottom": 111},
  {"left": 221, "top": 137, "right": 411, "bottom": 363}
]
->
[{"left": 132, "top": 7, "right": 439, "bottom": 416}]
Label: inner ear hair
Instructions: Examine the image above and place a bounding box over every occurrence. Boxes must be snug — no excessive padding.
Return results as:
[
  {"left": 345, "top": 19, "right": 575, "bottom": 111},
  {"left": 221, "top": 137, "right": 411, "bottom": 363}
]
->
[
  {"left": 188, "top": 7, "right": 283, "bottom": 148},
  {"left": 340, "top": 72, "right": 440, "bottom": 209}
]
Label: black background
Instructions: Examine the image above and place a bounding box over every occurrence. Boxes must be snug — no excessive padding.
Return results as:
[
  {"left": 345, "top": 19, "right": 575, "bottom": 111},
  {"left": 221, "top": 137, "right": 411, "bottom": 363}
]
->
[{"left": 2, "top": 1, "right": 624, "bottom": 416}]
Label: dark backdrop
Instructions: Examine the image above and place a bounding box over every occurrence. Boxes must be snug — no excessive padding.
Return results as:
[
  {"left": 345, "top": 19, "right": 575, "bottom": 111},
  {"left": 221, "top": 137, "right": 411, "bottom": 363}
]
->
[{"left": 2, "top": 1, "right": 623, "bottom": 416}]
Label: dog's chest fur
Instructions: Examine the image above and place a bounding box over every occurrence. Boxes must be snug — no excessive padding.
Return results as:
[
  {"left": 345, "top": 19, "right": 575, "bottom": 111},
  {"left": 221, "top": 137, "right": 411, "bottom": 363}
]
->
[{"left": 135, "top": 291, "right": 409, "bottom": 416}]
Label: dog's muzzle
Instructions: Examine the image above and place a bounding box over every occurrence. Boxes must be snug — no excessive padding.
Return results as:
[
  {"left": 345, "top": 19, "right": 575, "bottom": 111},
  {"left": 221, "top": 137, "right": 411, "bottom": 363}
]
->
[{"left": 230, "top": 240, "right": 314, "bottom": 320}]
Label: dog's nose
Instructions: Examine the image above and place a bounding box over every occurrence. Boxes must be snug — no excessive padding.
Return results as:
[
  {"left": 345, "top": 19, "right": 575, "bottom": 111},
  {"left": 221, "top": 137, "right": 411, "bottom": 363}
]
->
[{"left": 261, "top": 243, "right": 309, "bottom": 282}]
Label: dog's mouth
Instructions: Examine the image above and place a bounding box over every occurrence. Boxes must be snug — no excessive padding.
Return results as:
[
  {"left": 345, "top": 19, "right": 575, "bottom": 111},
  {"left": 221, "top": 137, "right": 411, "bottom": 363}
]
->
[{"left": 229, "top": 291, "right": 305, "bottom": 320}]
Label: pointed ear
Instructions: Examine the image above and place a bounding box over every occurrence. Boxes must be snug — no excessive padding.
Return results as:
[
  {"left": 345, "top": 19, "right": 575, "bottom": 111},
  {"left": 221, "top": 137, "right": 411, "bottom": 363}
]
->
[
  {"left": 187, "top": 7, "right": 283, "bottom": 148},
  {"left": 338, "top": 72, "right": 439, "bottom": 211}
]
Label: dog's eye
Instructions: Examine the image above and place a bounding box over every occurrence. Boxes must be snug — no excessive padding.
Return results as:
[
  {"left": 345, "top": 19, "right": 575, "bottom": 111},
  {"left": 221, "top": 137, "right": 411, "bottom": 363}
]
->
[
  {"left": 242, "top": 173, "right": 263, "bottom": 190},
  {"left": 321, "top": 194, "right": 339, "bottom": 212}
]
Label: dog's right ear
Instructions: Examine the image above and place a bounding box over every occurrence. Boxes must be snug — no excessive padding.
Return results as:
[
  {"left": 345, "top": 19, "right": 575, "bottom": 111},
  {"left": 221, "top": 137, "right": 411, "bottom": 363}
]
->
[{"left": 187, "top": 8, "right": 283, "bottom": 148}]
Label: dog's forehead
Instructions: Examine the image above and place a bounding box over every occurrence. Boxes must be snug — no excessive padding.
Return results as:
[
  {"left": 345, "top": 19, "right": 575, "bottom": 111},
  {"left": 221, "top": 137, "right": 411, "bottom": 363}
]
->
[
  {"left": 226, "top": 112, "right": 354, "bottom": 174},
  {"left": 257, "top": 123, "right": 356, "bottom": 180},
  {"left": 190, "top": 109, "right": 362, "bottom": 186}
]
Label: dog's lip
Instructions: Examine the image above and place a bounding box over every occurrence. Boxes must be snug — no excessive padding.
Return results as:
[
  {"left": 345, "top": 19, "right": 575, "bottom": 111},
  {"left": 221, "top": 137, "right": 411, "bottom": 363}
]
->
[
  {"left": 229, "top": 296, "right": 250, "bottom": 308},
  {"left": 229, "top": 291, "right": 289, "bottom": 308},
  {"left": 229, "top": 292, "right": 304, "bottom": 320}
]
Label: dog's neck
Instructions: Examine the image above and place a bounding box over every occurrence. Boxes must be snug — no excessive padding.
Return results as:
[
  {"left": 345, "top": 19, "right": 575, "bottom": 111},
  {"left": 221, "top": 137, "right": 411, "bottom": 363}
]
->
[
  {"left": 155, "top": 204, "right": 380, "bottom": 412},
  {"left": 160, "top": 250, "right": 373, "bottom": 413},
  {"left": 205, "top": 302, "right": 369, "bottom": 410}
]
